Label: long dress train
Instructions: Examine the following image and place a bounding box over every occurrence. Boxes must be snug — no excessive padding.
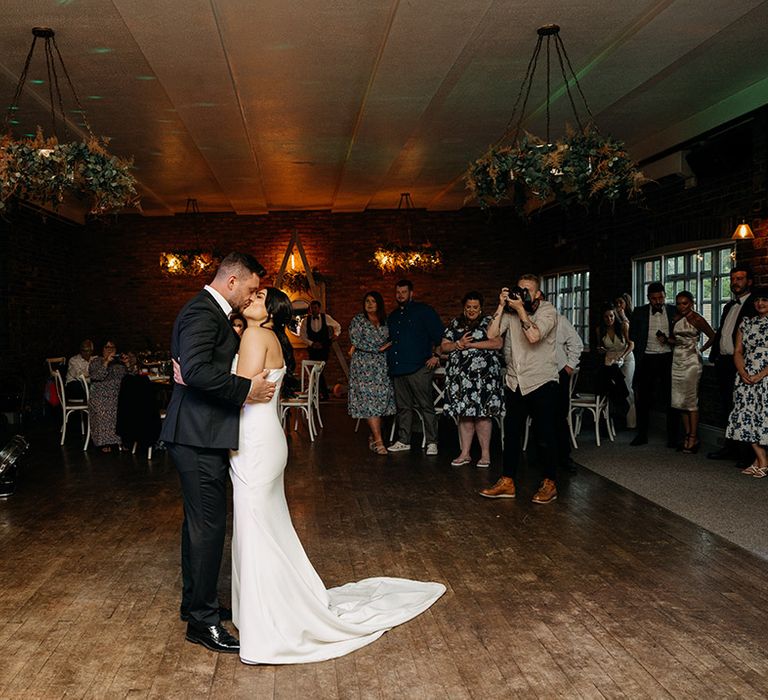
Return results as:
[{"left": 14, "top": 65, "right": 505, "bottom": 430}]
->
[{"left": 229, "top": 366, "right": 445, "bottom": 664}]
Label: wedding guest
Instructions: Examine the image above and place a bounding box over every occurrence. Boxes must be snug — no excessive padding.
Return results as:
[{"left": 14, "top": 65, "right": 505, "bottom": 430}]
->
[
  {"left": 347, "top": 291, "right": 396, "bottom": 455},
  {"left": 441, "top": 291, "right": 503, "bottom": 468},
  {"left": 707, "top": 265, "right": 756, "bottom": 466},
  {"left": 554, "top": 311, "right": 583, "bottom": 472},
  {"left": 596, "top": 305, "right": 635, "bottom": 429},
  {"left": 88, "top": 340, "right": 127, "bottom": 453},
  {"left": 614, "top": 293, "right": 633, "bottom": 325},
  {"left": 299, "top": 300, "right": 341, "bottom": 400},
  {"left": 481, "top": 275, "right": 559, "bottom": 504},
  {"left": 65, "top": 338, "right": 94, "bottom": 400},
  {"left": 726, "top": 288, "right": 768, "bottom": 477},
  {"left": 629, "top": 282, "right": 677, "bottom": 446},
  {"left": 230, "top": 312, "right": 247, "bottom": 337},
  {"left": 387, "top": 280, "right": 444, "bottom": 455},
  {"left": 669, "top": 291, "right": 715, "bottom": 453}
]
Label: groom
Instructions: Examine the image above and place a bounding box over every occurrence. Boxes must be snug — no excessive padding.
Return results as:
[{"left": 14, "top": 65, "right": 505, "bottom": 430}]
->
[{"left": 161, "top": 251, "right": 274, "bottom": 654}]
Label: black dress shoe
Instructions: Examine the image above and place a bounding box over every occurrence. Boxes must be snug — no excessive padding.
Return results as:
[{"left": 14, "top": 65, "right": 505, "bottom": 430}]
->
[
  {"left": 185, "top": 622, "right": 240, "bottom": 654},
  {"left": 180, "top": 606, "right": 232, "bottom": 622},
  {"left": 707, "top": 447, "right": 736, "bottom": 460},
  {"left": 630, "top": 434, "right": 648, "bottom": 446}
]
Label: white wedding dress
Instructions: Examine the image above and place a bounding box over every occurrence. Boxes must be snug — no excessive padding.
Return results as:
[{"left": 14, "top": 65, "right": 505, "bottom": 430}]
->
[{"left": 229, "top": 366, "right": 445, "bottom": 665}]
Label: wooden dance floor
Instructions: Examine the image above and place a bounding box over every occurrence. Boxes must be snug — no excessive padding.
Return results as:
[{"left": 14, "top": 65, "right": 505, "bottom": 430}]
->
[{"left": 2, "top": 406, "right": 768, "bottom": 698}]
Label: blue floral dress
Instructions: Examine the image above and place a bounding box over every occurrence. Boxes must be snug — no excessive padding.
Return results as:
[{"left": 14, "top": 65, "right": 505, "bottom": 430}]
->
[
  {"left": 443, "top": 315, "right": 503, "bottom": 418},
  {"left": 726, "top": 315, "right": 768, "bottom": 445},
  {"left": 347, "top": 313, "right": 396, "bottom": 419}
]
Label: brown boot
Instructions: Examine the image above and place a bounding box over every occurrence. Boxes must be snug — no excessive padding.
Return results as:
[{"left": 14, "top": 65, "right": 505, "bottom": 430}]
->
[
  {"left": 532, "top": 478, "right": 557, "bottom": 504},
  {"left": 479, "top": 476, "right": 516, "bottom": 499}
]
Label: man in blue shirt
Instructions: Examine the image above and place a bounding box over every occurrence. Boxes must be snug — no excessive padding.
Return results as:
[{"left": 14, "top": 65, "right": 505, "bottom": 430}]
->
[{"left": 386, "top": 280, "right": 444, "bottom": 455}]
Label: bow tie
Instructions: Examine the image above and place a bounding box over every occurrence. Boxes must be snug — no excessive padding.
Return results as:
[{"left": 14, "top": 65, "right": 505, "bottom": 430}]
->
[{"left": 651, "top": 308, "right": 663, "bottom": 315}]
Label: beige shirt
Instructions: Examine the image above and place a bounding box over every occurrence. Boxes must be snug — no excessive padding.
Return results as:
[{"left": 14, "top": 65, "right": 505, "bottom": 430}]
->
[{"left": 499, "top": 300, "right": 558, "bottom": 395}]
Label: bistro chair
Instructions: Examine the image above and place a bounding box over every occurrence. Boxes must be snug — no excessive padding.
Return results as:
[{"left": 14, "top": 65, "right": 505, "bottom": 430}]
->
[
  {"left": 280, "top": 362, "right": 324, "bottom": 441},
  {"left": 53, "top": 370, "right": 90, "bottom": 450},
  {"left": 46, "top": 356, "right": 67, "bottom": 377},
  {"left": 300, "top": 360, "right": 325, "bottom": 428},
  {"left": 569, "top": 390, "right": 615, "bottom": 448}
]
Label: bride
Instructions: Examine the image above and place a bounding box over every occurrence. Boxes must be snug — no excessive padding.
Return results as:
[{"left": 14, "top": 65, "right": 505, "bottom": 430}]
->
[{"left": 230, "top": 287, "right": 445, "bottom": 665}]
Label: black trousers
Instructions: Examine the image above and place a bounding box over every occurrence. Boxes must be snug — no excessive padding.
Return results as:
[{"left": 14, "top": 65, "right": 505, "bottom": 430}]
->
[
  {"left": 556, "top": 368, "right": 573, "bottom": 468},
  {"left": 308, "top": 346, "right": 331, "bottom": 397},
  {"left": 168, "top": 443, "right": 229, "bottom": 627},
  {"left": 634, "top": 353, "right": 677, "bottom": 441},
  {"left": 502, "top": 381, "right": 559, "bottom": 481}
]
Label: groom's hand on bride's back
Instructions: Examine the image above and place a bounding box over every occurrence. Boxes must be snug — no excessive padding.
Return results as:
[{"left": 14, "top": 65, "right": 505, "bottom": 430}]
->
[{"left": 247, "top": 369, "right": 276, "bottom": 403}]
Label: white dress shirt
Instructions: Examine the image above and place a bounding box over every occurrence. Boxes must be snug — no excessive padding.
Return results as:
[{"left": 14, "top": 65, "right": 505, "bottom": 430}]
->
[
  {"left": 719, "top": 292, "right": 751, "bottom": 356},
  {"left": 204, "top": 284, "right": 232, "bottom": 317},
  {"left": 555, "top": 315, "right": 584, "bottom": 372},
  {"left": 645, "top": 307, "right": 672, "bottom": 354},
  {"left": 299, "top": 313, "right": 341, "bottom": 345}
]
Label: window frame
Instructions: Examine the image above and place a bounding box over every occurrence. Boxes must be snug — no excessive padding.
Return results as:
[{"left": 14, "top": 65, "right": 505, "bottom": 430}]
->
[
  {"left": 541, "top": 268, "right": 590, "bottom": 350},
  {"left": 632, "top": 240, "right": 736, "bottom": 346}
]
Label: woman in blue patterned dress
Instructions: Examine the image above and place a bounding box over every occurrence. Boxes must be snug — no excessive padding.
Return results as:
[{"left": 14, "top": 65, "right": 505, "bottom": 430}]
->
[
  {"left": 441, "top": 292, "right": 503, "bottom": 468},
  {"left": 348, "top": 291, "right": 396, "bottom": 455},
  {"left": 727, "top": 288, "right": 768, "bottom": 477}
]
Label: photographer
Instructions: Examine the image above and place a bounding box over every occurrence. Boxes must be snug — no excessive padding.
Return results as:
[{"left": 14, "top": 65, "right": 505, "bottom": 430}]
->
[{"left": 480, "top": 275, "right": 559, "bottom": 504}]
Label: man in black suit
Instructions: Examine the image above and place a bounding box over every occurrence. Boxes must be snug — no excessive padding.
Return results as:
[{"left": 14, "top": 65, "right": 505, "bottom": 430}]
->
[
  {"left": 629, "top": 282, "right": 678, "bottom": 446},
  {"left": 160, "top": 252, "right": 274, "bottom": 654},
  {"left": 707, "top": 265, "right": 755, "bottom": 464}
]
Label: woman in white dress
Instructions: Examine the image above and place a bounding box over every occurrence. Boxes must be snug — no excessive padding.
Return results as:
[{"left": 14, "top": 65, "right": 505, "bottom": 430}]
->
[
  {"left": 230, "top": 287, "right": 445, "bottom": 665},
  {"left": 596, "top": 306, "right": 636, "bottom": 428}
]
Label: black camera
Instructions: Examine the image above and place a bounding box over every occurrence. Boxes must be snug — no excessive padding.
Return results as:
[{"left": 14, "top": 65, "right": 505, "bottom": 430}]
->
[{"left": 506, "top": 286, "right": 535, "bottom": 313}]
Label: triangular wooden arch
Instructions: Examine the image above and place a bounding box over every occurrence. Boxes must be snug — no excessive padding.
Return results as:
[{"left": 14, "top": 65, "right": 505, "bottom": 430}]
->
[{"left": 275, "top": 230, "right": 349, "bottom": 380}]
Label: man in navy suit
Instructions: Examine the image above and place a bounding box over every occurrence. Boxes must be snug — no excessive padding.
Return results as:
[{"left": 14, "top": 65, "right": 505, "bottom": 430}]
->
[
  {"left": 161, "top": 252, "right": 274, "bottom": 653},
  {"left": 707, "top": 265, "right": 756, "bottom": 464},
  {"left": 629, "top": 282, "right": 678, "bottom": 446}
]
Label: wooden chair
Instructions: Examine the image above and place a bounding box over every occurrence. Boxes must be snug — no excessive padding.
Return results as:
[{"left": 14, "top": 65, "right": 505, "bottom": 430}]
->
[
  {"left": 53, "top": 370, "right": 90, "bottom": 450},
  {"left": 569, "top": 391, "right": 615, "bottom": 448},
  {"left": 46, "top": 356, "right": 67, "bottom": 377},
  {"left": 280, "top": 362, "right": 324, "bottom": 441},
  {"left": 300, "top": 360, "right": 325, "bottom": 428}
]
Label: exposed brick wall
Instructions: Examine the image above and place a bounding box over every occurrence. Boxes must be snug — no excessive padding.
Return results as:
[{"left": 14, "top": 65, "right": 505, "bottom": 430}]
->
[{"left": 3, "top": 112, "right": 768, "bottom": 428}]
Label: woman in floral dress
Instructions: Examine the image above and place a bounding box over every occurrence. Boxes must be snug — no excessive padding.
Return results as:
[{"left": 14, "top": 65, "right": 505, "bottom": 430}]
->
[
  {"left": 727, "top": 288, "right": 768, "bottom": 477},
  {"left": 88, "top": 340, "right": 127, "bottom": 452},
  {"left": 348, "top": 291, "right": 396, "bottom": 455},
  {"left": 441, "top": 292, "right": 503, "bottom": 468}
]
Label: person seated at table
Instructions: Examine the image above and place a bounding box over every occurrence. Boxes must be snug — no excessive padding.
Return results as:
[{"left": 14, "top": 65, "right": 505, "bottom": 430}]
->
[
  {"left": 230, "top": 312, "right": 247, "bottom": 338},
  {"left": 88, "top": 340, "right": 126, "bottom": 453},
  {"left": 117, "top": 351, "right": 162, "bottom": 452},
  {"left": 65, "top": 339, "right": 94, "bottom": 400}
]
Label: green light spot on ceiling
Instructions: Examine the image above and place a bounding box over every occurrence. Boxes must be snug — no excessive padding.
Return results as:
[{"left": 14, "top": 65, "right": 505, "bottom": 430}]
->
[
  {"left": 9, "top": 119, "right": 19, "bottom": 125},
  {"left": 57, "top": 0, "right": 76, "bottom": 5},
  {"left": 89, "top": 47, "right": 113, "bottom": 54},
  {"left": 24, "top": 133, "right": 35, "bottom": 138},
  {"left": 30, "top": 79, "right": 45, "bottom": 85},
  {"left": 87, "top": 95, "right": 103, "bottom": 100},
  {"left": 8, "top": 106, "right": 18, "bottom": 111},
  {"left": 136, "top": 75, "right": 156, "bottom": 81},
  {"left": 70, "top": 109, "right": 84, "bottom": 114}
]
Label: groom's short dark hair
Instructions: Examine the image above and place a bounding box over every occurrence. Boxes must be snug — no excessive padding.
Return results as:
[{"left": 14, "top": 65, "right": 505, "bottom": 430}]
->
[{"left": 217, "top": 252, "right": 266, "bottom": 278}]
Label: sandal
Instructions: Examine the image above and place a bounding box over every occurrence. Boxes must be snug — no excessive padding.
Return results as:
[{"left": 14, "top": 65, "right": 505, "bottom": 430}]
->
[
  {"left": 450, "top": 457, "right": 471, "bottom": 466},
  {"left": 371, "top": 440, "right": 388, "bottom": 455},
  {"left": 682, "top": 434, "right": 700, "bottom": 454}
]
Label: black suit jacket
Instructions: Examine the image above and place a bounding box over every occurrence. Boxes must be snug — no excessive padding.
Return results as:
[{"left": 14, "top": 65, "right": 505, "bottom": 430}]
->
[
  {"left": 708, "top": 295, "right": 757, "bottom": 362},
  {"left": 160, "top": 290, "right": 250, "bottom": 450},
  {"left": 629, "top": 303, "right": 677, "bottom": 366}
]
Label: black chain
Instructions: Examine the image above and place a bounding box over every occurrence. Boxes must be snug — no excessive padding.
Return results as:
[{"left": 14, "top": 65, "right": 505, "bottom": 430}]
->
[{"left": 3, "top": 35, "right": 38, "bottom": 134}]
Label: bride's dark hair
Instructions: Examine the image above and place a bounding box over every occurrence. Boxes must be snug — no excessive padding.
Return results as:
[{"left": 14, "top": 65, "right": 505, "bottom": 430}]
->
[{"left": 261, "top": 287, "right": 296, "bottom": 374}]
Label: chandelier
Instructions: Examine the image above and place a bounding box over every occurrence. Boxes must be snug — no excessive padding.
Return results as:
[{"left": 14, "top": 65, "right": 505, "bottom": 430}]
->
[
  {"left": 372, "top": 193, "right": 443, "bottom": 273},
  {"left": 160, "top": 199, "right": 222, "bottom": 276},
  {"left": 465, "top": 24, "right": 644, "bottom": 213},
  {"left": 0, "top": 27, "right": 139, "bottom": 215}
]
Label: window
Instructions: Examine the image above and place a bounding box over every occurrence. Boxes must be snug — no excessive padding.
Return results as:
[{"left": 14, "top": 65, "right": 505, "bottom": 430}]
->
[
  {"left": 633, "top": 243, "right": 735, "bottom": 334},
  {"left": 542, "top": 269, "right": 590, "bottom": 348}
]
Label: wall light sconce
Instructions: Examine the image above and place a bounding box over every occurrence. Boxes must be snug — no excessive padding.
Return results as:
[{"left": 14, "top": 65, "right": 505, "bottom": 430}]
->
[{"left": 732, "top": 219, "right": 754, "bottom": 240}]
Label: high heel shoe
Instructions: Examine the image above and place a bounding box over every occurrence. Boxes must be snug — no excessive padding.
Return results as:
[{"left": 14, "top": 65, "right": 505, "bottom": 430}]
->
[{"left": 682, "top": 434, "right": 700, "bottom": 454}]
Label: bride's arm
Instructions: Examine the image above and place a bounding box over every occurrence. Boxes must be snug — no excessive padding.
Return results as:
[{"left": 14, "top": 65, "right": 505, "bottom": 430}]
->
[{"left": 236, "top": 328, "right": 268, "bottom": 378}]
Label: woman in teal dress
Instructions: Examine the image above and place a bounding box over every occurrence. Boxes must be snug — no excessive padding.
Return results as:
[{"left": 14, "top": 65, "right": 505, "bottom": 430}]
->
[{"left": 348, "top": 291, "right": 396, "bottom": 455}]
